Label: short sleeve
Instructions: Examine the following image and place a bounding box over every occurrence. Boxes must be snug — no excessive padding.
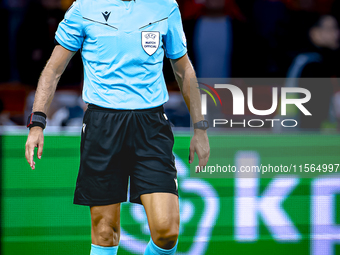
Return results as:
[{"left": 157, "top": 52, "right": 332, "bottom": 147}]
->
[
  {"left": 55, "top": 1, "right": 84, "bottom": 52},
  {"left": 164, "top": 5, "right": 187, "bottom": 59}
]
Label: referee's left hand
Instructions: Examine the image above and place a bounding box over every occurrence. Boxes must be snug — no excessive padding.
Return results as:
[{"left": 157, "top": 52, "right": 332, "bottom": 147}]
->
[{"left": 189, "top": 129, "right": 210, "bottom": 167}]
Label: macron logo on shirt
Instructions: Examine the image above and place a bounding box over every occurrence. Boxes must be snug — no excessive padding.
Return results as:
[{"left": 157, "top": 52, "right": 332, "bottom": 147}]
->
[{"left": 102, "top": 11, "right": 111, "bottom": 22}]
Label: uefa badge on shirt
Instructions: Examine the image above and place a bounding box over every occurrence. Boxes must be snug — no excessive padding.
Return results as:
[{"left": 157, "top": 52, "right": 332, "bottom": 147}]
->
[{"left": 142, "top": 31, "right": 160, "bottom": 56}]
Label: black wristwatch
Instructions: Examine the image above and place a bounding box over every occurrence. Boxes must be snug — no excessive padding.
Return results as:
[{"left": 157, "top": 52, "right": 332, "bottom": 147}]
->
[
  {"left": 27, "top": 112, "right": 47, "bottom": 129},
  {"left": 194, "top": 120, "right": 209, "bottom": 130}
]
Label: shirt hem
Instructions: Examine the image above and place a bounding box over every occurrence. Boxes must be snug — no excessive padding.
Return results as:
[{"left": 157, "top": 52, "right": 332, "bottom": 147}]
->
[{"left": 83, "top": 101, "right": 168, "bottom": 110}]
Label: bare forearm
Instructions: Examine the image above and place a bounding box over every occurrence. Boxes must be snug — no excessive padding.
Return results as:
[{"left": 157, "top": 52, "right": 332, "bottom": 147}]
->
[
  {"left": 32, "top": 45, "right": 75, "bottom": 113},
  {"left": 32, "top": 66, "right": 60, "bottom": 113},
  {"left": 174, "top": 61, "right": 204, "bottom": 124}
]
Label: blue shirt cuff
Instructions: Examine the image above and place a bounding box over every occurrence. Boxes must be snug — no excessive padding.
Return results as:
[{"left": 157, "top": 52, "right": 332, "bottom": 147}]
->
[
  {"left": 166, "top": 48, "right": 187, "bottom": 59},
  {"left": 55, "top": 35, "right": 79, "bottom": 52}
]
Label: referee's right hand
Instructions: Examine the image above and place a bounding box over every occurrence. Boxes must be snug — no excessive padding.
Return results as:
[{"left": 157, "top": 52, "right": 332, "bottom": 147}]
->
[{"left": 25, "top": 127, "right": 44, "bottom": 170}]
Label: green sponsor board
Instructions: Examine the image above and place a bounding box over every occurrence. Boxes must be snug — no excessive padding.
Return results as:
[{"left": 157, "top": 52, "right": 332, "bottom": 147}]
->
[{"left": 1, "top": 134, "right": 340, "bottom": 255}]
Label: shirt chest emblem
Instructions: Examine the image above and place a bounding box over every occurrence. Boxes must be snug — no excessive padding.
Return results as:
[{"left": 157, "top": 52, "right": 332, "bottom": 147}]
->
[{"left": 141, "top": 31, "right": 160, "bottom": 56}]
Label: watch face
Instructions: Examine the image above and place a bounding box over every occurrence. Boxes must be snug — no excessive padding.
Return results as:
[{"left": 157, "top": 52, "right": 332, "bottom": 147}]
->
[
  {"left": 194, "top": 120, "right": 209, "bottom": 130},
  {"left": 202, "top": 120, "right": 209, "bottom": 129}
]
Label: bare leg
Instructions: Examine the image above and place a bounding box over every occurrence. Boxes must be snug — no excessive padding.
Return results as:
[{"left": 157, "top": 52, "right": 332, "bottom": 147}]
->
[
  {"left": 90, "top": 203, "right": 121, "bottom": 247},
  {"left": 141, "top": 193, "right": 179, "bottom": 249}
]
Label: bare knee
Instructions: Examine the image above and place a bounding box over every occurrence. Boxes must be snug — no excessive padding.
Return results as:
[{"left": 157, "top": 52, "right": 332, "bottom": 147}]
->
[
  {"left": 141, "top": 193, "right": 179, "bottom": 249},
  {"left": 94, "top": 220, "right": 119, "bottom": 246},
  {"left": 91, "top": 205, "right": 120, "bottom": 247},
  {"left": 152, "top": 222, "right": 179, "bottom": 249}
]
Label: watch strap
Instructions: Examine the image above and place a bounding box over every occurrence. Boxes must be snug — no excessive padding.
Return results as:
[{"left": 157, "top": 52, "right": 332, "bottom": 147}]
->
[{"left": 194, "top": 120, "right": 209, "bottom": 130}]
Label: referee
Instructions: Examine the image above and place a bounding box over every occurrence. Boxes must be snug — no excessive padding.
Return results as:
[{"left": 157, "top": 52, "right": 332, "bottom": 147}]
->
[{"left": 25, "top": 0, "right": 210, "bottom": 254}]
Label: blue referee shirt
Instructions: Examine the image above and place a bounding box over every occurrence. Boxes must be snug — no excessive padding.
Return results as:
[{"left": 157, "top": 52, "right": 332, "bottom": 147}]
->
[{"left": 55, "top": 0, "right": 187, "bottom": 109}]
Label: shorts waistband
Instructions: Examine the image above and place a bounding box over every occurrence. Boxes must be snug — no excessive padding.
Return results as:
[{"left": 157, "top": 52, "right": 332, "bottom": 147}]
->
[{"left": 88, "top": 104, "right": 164, "bottom": 113}]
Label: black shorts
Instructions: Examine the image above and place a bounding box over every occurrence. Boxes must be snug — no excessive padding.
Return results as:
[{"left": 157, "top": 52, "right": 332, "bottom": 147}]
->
[{"left": 74, "top": 104, "right": 178, "bottom": 206}]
